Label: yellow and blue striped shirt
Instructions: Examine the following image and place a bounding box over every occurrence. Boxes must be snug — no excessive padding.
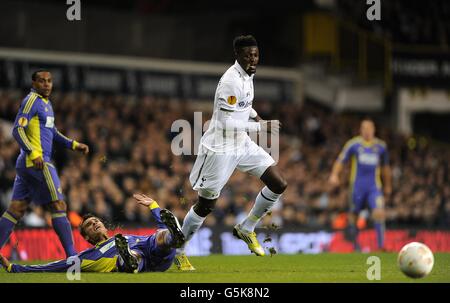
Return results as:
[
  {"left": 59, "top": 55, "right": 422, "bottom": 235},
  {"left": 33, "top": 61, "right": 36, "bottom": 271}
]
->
[{"left": 12, "top": 90, "right": 77, "bottom": 168}]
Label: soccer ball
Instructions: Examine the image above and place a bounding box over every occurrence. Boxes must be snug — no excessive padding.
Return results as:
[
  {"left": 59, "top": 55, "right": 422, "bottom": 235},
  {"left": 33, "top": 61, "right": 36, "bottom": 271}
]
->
[{"left": 397, "top": 242, "right": 434, "bottom": 278}]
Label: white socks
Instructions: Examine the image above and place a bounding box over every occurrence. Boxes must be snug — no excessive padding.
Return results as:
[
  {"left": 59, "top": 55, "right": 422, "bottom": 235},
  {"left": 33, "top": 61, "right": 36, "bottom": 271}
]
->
[
  {"left": 177, "top": 206, "right": 206, "bottom": 253},
  {"left": 241, "top": 186, "right": 281, "bottom": 232}
]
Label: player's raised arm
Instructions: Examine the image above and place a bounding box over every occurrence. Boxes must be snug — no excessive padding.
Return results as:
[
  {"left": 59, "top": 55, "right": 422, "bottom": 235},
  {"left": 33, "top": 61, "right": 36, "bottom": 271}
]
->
[{"left": 133, "top": 193, "right": 165, "bottom": 229}]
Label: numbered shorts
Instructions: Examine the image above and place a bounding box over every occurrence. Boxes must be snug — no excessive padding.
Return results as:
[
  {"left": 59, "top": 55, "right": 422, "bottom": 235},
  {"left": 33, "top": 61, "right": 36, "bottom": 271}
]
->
[
  {"left": 350, "top": 185, "right": 384, "bottom": 213},
  {"left": 189, "top": 138, "right": 275, "bottom": 200},
  {"left": 11, "top": 162, "right": 64, "bottom": 204}
]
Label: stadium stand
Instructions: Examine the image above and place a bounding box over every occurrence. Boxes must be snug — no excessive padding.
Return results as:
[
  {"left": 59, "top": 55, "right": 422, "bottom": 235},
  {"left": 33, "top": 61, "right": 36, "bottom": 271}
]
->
[{"left": 1, "top": 90, "right": 449, "bottom": 231}]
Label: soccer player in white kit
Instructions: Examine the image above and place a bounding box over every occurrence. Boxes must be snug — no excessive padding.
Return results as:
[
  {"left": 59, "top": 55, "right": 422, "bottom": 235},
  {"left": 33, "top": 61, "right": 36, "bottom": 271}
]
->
[{"left": 175, "top": 35, "right": 288, "bottom": 270}]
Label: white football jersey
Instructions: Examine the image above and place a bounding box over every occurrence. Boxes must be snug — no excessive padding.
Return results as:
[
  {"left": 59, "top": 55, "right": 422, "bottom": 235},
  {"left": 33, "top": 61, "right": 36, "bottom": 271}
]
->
[{"left": 200, "top": 60, "right": 257, "bottom": 153}]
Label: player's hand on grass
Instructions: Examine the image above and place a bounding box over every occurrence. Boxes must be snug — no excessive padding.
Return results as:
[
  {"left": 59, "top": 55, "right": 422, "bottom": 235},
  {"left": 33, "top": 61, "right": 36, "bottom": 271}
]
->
[
  {"left": 260, "top": 120, "right": 281, "bottom": 135},
  {"left": 75, "top": 143, "right": 89, "bottom": 155},
  {"left": 133, "top": 193, "right": 155, "bottom": 207},
  {"left": 0, "top": 254, "right": 10, "bottom": 269},
  {"left": 32, "top": 156, "right": 44, "bottom": 170}
]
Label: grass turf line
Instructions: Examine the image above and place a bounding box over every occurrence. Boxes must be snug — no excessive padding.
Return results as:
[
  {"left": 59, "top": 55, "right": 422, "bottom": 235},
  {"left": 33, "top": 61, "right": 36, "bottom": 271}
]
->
[{"left": 0, "top": 253, "right": 449, "bottom": 283}]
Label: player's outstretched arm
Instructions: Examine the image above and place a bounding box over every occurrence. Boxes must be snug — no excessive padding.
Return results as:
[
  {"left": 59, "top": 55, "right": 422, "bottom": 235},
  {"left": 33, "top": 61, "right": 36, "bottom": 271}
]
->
[
  {"left": 73, "top": 141, "right": 90, "bottom": 155},
  {"left": 1, "top": 253, "right": 70, "bottom": 273},
  {"left": 53, "top": 127, "right": 89, "bottom": 155}
]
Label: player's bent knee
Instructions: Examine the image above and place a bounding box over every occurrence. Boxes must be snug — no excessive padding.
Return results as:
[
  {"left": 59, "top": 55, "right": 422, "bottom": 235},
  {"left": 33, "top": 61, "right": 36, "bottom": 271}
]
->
[
  {"left": 269, "top": 178, "right": 288, "bottom": 194},
  {"left": 8, "top": 201, "right": 28, "bottom": 219},
  {"left": 155, "top": 230, "right": 167, "bottom": 246},
  {"left": 372, "top": 209, "right": 385, "bottom": 222},
  {"left": 279, "top": 178, "right": 288, "bottom": 192},
  {"left": 193, "top": 197, "right": 217, "bottom": 217},
  {"left": 49, "top": 200, "right": 67, "bottom": 212}
]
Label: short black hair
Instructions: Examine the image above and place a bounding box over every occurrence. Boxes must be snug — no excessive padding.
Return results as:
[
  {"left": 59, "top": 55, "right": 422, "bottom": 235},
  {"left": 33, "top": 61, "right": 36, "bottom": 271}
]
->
[
  {"left": 233, "top": 35, "right": 258, "bottom": 53},
  {"left": 31, "top": 69, "right": 49, "bottom": 81},
  {"left": 79, "top": 213, "right": 100, "bottom": 244}
]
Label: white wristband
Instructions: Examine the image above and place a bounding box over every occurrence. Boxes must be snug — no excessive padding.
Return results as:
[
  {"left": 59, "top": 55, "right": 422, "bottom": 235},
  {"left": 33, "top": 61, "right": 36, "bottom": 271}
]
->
[{"left": 250, "top": 108, "right": 258, "bottom": 119}]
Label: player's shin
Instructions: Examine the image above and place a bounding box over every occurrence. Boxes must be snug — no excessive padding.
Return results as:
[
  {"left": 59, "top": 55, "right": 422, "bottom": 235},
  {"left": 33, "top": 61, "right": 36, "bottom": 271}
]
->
[
  {"left": 177, "top": 206, "right": 206, "bottom": 253},
  {"left": 374, "top": 221, "right": 385, "bottom": 249},
  {"left": 347, "top": 223, "right": 360, "bottom": 251},
  {"left": 51, "top": 211, "right": 76, "bottom": 257},
  {"left": 0, "top": 211, "right": 19, "bottom": 248},
  {"left": 241, "top": 186, "right": 281, "bottom": 232}
]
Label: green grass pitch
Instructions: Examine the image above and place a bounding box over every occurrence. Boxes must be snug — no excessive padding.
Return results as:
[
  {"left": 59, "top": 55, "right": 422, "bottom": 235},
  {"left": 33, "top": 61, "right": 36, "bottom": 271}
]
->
[{"left": 1, "top": 253, "right": 449, "bottom": 283}]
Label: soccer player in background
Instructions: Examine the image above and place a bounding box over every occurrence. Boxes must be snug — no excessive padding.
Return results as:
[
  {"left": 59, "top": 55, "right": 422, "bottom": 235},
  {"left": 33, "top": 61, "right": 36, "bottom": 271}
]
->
[
  {"left": 329, "top": 119, "right": 392, "bottom": 251},
  {"left": 175, "top": 35, "right": 288, "bottom": 270},
  {"left": 0, "top": 194, "right": 185, "bottom": 273},
  {"left": 0, "top": 70, "right": 89, "bottom": 257}
]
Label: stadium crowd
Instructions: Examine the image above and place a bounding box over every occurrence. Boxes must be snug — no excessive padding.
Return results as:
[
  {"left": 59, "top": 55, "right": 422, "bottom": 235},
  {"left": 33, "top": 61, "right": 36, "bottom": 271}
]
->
[
  {"left": 337, "top": 0, "right": 450, "bottom": 46},
  {"left": 0, "top": 90, "right": 449, "bottom": 230}
]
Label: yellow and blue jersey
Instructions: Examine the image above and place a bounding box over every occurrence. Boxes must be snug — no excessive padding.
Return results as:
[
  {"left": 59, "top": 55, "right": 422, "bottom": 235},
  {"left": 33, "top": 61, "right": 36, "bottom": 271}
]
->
[
  {"left": 6, "top": 205, "right": 175, "bottom": 273},
  {"left": 338, "top": 136, "right": 389, "bottom": 189},
  {"left": 338, "top": 136, "right": 389, "bottom": 212},
  {"left": 12, "top": 90, "right": 77, "bottom": 169}
]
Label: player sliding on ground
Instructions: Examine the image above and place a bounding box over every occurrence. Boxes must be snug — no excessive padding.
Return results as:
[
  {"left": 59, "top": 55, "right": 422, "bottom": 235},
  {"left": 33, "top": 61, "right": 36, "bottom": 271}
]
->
[
  {"left": 175, "top": 35, "right": 288, "bottom": 270},
  {"left": 0, "top": 194, "right": 185, "bottom": 273}
]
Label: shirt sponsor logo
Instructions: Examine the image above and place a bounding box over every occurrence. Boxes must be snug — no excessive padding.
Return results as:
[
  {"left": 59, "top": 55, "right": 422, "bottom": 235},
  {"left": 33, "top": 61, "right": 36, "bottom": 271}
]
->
[
  {"left": 100, "top": 240, "right": 116, "bottom": 254},
  {"left": 45, "top": 117, "right": 55, "bottom": 128},
  {"left": 358, "top": 153, "right": 379, "bottom": 165}
]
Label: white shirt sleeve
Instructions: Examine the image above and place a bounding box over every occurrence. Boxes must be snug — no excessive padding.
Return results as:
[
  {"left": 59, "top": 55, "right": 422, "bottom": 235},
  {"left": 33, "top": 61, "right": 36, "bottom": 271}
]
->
[
  {"left": 217, "top": 81, "right": 240, "bottom": 111},
  {"left": 216, "top": 109, "right": 261, "bottom": 132}
]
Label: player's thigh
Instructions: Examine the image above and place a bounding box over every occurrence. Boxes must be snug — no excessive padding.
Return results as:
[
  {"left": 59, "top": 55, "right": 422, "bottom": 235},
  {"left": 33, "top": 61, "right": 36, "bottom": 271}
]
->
[
  {"left": 349, "top": 186, "right": 365, "bottom": 214},
  {"left": 368, "top": 189, "right": 385, "bottom": 221},
  {"left": 29, "top": 163, "right": 65, "bottom": 205},
  {"left": 237, "top": 140, "right": 275, "bottom": 178},
  {"left": 11, "top": 170, "right": 32, "bottom": 204},
  {"left": 189, "top": 151, "right": 238, "bottom": 199}
]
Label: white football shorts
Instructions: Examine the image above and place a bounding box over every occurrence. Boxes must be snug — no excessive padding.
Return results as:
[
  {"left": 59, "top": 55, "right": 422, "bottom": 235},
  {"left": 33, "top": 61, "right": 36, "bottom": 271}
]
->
[{"left": 189, "top": 136, "right": 275, "bottom": 200}]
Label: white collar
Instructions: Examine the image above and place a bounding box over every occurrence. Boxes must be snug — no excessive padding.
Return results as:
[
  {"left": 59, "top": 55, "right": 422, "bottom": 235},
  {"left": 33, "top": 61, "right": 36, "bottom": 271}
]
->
[{"left": 233, "top": 60, "right": 253, "bottom": 81}]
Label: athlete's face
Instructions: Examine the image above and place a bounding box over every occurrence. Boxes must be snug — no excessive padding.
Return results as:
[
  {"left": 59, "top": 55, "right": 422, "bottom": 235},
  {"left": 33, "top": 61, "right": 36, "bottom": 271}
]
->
[
  {"left": 360, "top": 120, "right": 375, "bottom": 141},
  {"left": 81, "top": 217, "right": 108, "bottom": 244},
  {"left": 32, "top": 72, "right": 53, "bottom": 98},
  {"left": 236, "top": 46, "right": 259, "bottom": 75}
]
